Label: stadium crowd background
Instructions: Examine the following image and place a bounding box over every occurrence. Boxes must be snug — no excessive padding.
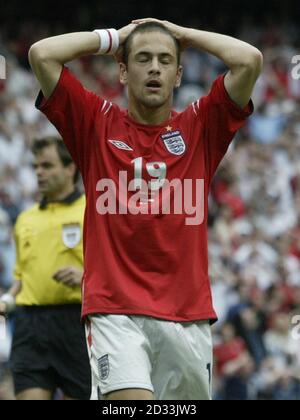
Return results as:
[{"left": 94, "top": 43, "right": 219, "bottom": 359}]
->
[{"left": 1, "top": 0, "right": 300, "bottom": 400}]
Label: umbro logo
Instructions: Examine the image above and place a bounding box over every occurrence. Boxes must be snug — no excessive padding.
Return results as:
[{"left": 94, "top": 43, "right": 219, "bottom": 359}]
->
[{"left": 108, "top": 140, "right": 133, "bottom": 151}]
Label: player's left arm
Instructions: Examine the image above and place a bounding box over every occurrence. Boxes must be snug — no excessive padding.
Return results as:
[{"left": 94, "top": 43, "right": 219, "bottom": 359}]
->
[{"left": 132, "top": 18, "right": 263, "bottom": 109}]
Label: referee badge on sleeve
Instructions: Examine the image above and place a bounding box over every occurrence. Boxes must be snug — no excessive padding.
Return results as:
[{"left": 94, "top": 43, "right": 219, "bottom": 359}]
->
[{"left": 62, "top": 224, "right": 81, "bottom": 249}]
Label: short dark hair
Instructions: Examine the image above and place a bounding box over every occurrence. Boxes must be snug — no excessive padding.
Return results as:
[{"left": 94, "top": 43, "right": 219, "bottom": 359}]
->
[
  {"left": 123, "top": 22, "right": 181, "bottom": 67},
  {"left": 31, "top": 136, "right": 79, "bottom": 184}
]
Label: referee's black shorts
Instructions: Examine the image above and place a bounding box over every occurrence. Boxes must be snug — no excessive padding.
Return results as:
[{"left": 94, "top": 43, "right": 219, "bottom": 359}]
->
[{"left": 10, "top": 305, "right": 91, "bottom": 400}]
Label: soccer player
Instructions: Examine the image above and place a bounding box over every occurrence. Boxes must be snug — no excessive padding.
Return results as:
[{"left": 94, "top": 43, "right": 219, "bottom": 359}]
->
[
  {"left": 0, "top": 137, "right": 91, "bottom": 400},
  {"left": 28, "top": 18, "right": 263, "bottom": 400}
]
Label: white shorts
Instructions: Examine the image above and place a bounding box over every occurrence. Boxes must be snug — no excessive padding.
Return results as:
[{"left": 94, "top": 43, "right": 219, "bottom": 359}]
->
[{"left": 85, "top": 314, "right": 213, "bottom": 400}]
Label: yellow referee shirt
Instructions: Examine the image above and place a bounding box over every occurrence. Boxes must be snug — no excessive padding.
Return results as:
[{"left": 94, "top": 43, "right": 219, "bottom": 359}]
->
[{"left": 14, "top": 191, "right": 85, "bottom": 306}]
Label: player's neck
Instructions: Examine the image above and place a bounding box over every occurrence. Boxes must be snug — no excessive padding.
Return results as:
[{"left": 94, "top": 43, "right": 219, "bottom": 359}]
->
[{"left": 128, "top": 102, "right": 172, "bottom": 126}]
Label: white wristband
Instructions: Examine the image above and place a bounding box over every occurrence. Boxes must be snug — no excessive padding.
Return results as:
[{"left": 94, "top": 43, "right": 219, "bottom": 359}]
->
[
  {"left": 0, "top": 294, "right": 16, "bottom": 314},
  {"left": 93, "top": 29, "right": 119, "bottom": 55}
]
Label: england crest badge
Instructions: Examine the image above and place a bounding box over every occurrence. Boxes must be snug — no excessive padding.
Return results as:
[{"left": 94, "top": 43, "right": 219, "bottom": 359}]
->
[
  {"left": 62, "top": 224, "right": 81, "bottom": 249},
  {"left": 161, "top": 130, "right": 186, "bottom": 156},
  {"left": 98, "top": 355, "right": 110, "bottom": 381}
]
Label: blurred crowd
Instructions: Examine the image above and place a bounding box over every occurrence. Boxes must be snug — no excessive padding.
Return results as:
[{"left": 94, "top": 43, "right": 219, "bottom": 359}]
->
[{"left": 1, "top": 19, "right": 300, "bottom": 400}]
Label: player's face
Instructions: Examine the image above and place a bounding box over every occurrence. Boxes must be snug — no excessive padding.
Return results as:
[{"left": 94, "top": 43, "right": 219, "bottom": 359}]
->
[
  {"left": 33, "top": 145, "right": 74, "bottom": 197},
  {"left": 120, "top": 31, "right": 183, "bottom": 109}
]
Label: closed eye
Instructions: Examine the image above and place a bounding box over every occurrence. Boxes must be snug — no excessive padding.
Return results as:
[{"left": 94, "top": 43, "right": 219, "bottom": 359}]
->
[
  {"left": 136, "top": 53, "right": 150, "bottom": 63},
  {"left": 135, "top": 53, "right": 174, "bottom": 65}
]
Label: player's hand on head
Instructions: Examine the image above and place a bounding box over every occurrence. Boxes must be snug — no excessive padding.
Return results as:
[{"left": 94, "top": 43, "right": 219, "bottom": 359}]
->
[
  {"left": 53, "top": 267, "right": 83, "bottom": 288},
  {"left": 115, "top": 23, "right": 138, "bottom": 62},
  {"left": 132, "top": 18, "right": 165, "bottom": 25},
  {"left": 131, "top": 18, "right": 188, "bottom": 48},
  {"left": 118, "top": 23, "right": 138, "bottom": 44}
]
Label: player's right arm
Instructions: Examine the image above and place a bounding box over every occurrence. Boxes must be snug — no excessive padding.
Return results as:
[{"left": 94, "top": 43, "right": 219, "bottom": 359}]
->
[
  {"left": 28, "top": 32, "right": 101, "bottom": 99},
  {"left": 28, "top": 25, "right": 136, "bottom": 99}
]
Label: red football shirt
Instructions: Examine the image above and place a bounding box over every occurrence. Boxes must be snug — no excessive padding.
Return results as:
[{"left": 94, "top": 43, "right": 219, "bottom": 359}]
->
[{"left": 36, "top": 66, "right": 253, "bottom": 322}]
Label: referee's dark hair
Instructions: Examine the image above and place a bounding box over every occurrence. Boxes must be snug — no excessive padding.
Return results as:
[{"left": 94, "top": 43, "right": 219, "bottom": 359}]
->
[{"left": 32, "top": 136, "right": 80, "bottom": 184}]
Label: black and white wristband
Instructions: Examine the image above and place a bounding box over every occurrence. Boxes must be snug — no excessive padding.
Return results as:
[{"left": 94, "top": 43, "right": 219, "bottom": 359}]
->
[{"left": 93, "top": 29, "right": 119, "bottom": 55}]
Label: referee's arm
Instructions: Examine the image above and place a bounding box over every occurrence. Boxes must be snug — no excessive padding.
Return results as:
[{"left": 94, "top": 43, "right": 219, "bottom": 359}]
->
[{"left": 0, "top": 280, "right": 21, "bottom": 315}]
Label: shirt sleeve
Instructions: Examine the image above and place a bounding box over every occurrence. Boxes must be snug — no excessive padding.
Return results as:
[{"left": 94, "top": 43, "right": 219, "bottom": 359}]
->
[
  {"left": 13, "top": 222, "right": 22, "bottom": 282},
  {"left": 35, "top": 66, "right": 106, "bottom": 175},
  {"left": 195, "top": 74, "right": 254, "bottom": 182}
]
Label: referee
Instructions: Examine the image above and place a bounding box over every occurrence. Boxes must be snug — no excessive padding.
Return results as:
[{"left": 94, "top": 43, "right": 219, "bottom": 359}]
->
[{"left": 0, "top": 137, "right": 91, "bottom": 400}]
